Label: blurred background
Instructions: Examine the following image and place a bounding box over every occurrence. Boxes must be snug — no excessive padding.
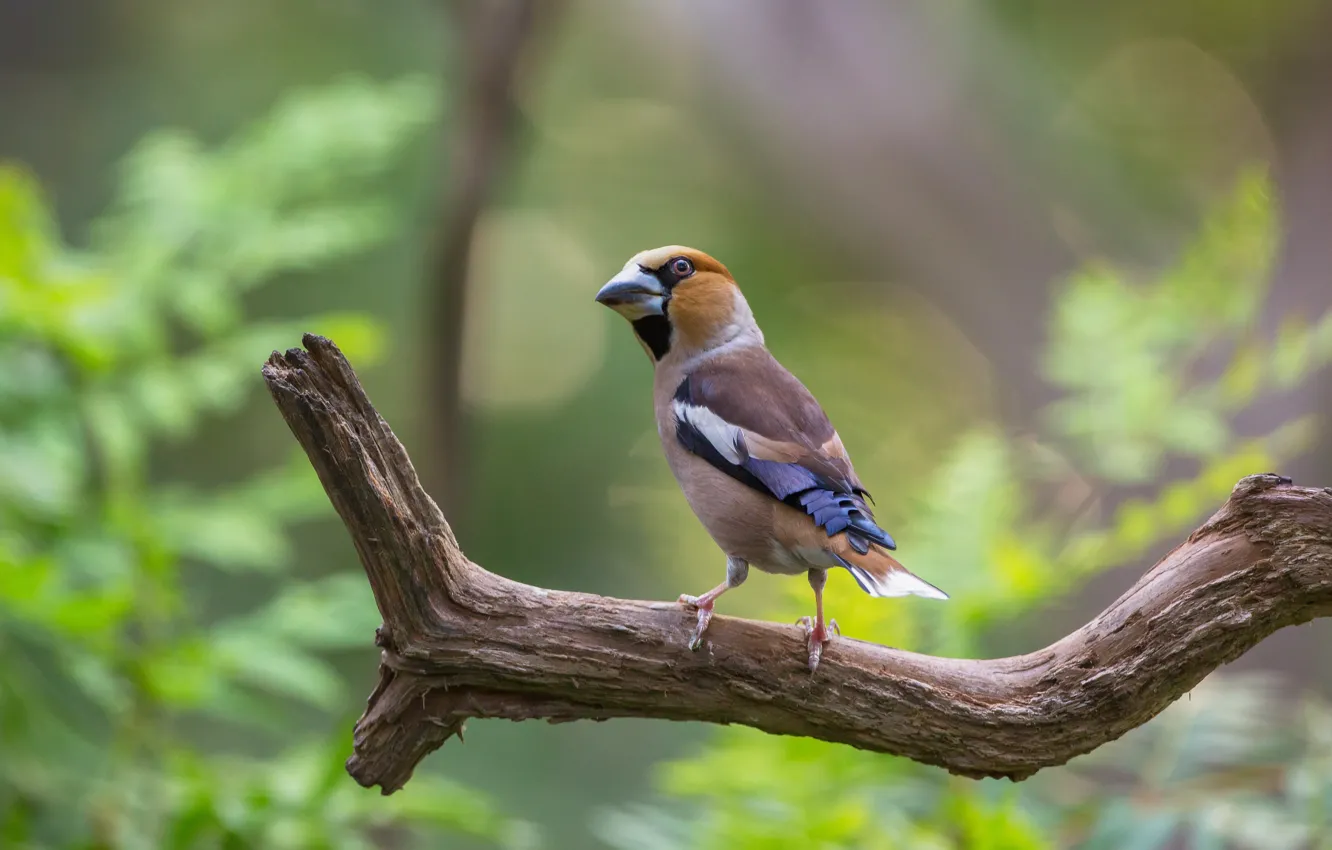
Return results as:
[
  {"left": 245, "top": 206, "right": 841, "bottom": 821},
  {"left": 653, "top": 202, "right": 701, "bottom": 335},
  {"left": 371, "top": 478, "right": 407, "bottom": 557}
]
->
[{"left": 3, "top": 1, "right": 1332, "bottom": 847}]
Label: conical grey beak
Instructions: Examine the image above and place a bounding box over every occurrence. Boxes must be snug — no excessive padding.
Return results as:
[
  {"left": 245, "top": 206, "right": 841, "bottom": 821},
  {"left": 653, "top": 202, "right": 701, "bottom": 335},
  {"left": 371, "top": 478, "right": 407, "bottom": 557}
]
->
[{"left": 595, "top": 264, "right": 667, "bottom": 318}]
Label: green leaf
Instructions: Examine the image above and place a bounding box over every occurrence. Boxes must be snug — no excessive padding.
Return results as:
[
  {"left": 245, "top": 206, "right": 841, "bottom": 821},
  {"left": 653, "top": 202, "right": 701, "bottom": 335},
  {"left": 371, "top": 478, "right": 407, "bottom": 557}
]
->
[
  {"left": 1042, "top": 170, "right": 1281, "bottom": 483},
  {"left": 1272, "top": 316, "right": 1314, "bottom": 389},
  {"left": 0, "top": 345, "right": 67, "bottom": 407},
  {"left": 170, "top": 269, "right": 241, "bottom": 335},
  {"left": 141, "top": 638, "right": 224, "bottom": 708},
  {"left": 223, "top": 454, "right": 331, "bottom": 521},
  {"left": 62, "top": 651, "right": 131, "bottom": 714},
  {"left": 47, "top": 589, "right": 135, "bottom": 643},
  {"left": 212, "top": 631, "right": 344, "bottom": 710},
  {"left": 0, "top": 417, "right": 85, "bottom": 518},
  {"left": 127, "top": 365, "right": 197, "bottom": 437},
  {"left": 226, "top": 574, "right": 379, "bottom": 651},
  {"left": 1158, "top": 402, "right": 1229, "bottom": 457},
  {"left": 152, "top": 498, "right": 292, "bottom": 573},
  {"left": 0, "top": 163, "right": 57, "bottom": 279},
  {"left": 300, "top": 313, "right": 385, "bottom": 364},
  {"left": 942, "top": 790, "right": 1052, "bottom": 850},
  {"left": 80, "top": 390, "right": 145, "bottom": 490}
]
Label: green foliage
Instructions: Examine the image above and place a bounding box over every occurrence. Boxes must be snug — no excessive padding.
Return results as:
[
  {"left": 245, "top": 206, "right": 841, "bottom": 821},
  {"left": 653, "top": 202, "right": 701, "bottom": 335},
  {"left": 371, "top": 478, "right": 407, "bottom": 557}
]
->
[
  {"left": 1044, "top": 168, "right": 1300, "bottom": 483},
  {"left": 599, "top": 169, "right": 1332, "bottom": 849},
  {"left": 0, "top": 77, "right": 530, "bottom": 848},
  {"left": 1035, "top": 674, "right": 1332, "bottom": 850}
]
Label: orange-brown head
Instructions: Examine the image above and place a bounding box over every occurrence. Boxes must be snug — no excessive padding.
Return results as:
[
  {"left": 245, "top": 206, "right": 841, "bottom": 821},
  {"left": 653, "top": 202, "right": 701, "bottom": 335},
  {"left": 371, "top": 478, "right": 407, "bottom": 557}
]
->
[{"left": 594, "top": 246, "right": 760, "bottom": 362}]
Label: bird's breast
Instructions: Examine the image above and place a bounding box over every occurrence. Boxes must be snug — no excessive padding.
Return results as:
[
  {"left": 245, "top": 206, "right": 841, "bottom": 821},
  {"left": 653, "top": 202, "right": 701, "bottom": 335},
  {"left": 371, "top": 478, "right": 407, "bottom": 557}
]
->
[{"left": 656, "top": 429, "right": 832, "bottom": 575}]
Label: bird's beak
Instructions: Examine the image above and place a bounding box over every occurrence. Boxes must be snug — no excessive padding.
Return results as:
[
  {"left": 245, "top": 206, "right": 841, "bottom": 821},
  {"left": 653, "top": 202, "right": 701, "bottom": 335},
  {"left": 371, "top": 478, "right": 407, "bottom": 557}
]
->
[{"left": 594, "top": 262, "right": 667, "bottom": 319}]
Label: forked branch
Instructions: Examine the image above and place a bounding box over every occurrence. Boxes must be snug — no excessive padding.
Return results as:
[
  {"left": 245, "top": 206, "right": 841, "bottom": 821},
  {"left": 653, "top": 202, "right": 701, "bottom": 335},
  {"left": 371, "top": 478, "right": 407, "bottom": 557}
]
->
[{"left": 262, "top": 334, "right": 1332, "bottom": 794}]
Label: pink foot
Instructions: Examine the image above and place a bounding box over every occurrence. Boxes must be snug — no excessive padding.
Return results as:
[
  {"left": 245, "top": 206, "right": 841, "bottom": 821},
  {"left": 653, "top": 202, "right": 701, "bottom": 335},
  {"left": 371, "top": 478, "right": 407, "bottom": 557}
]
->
[
  {"left": 678, "top": 594, "right": 715, "bottom": 651},
  {"left": 795, "top": 616, "right": 840, "bottom": 671}
]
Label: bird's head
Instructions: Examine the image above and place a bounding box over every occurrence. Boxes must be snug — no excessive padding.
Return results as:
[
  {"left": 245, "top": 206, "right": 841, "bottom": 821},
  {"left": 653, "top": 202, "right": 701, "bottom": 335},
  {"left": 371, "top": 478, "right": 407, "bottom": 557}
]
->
[{"left": 594, "top": 245, "right": 760, "bottom": 363}]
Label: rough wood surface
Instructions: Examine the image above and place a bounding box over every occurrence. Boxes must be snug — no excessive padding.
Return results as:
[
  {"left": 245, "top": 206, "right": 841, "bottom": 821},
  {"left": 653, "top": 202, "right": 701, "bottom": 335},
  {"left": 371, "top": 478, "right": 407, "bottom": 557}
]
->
[{"left": 262, "top": 334, "right": 1332, "bottom": 795}]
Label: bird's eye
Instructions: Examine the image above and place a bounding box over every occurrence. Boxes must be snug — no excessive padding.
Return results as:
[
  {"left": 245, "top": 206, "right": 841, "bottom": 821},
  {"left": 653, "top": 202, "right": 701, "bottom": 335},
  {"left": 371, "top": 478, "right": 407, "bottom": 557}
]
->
[{"left": 670, "top": 257, "right": 695, "bottom": 278}]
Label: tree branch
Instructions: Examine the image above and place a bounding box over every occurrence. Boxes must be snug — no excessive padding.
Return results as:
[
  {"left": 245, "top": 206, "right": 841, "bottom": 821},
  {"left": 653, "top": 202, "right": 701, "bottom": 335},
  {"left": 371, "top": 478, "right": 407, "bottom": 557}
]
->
[{"left": 263, "top": 334, "right": 1332, "bottom": 795}]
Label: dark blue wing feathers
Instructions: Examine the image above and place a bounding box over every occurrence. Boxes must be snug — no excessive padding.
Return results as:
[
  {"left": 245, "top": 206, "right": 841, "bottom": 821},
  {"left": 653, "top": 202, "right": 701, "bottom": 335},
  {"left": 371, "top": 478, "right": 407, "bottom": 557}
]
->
[
  {"left": 740, "top": 456, "right": 824, "bottom": 500},
  {"left": 796, "top": 490, "right": 895, "bottom": 553},
  {"left": 674, "top": 375, "right": 897, "bottom": 553}
]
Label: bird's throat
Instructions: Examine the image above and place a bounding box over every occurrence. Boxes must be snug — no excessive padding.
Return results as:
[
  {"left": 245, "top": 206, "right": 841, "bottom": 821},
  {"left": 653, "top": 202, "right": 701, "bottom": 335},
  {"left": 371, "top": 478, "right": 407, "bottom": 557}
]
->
[{"left": 631, "top": 315, "right": 671, "bottom": 361}]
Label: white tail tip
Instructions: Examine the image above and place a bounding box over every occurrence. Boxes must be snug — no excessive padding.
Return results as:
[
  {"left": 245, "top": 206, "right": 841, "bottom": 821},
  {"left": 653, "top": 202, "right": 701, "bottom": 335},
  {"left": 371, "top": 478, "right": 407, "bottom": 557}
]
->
[{"left": 846, "top": 564, "right": 949, "bottom": 600}]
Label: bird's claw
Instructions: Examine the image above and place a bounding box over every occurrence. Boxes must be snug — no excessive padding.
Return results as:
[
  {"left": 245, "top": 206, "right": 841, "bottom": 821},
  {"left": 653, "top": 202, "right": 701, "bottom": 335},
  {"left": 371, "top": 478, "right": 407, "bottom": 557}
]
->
[
  {"left": 678, "top": 594, "right": 714, "bottom": 651},
  {"left": 796, "top": 616, "right": 837, "bottom": 672}
]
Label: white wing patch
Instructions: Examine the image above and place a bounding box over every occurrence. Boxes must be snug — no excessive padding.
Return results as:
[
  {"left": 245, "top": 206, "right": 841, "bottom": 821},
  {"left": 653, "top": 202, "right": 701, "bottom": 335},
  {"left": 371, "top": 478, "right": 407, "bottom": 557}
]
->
[{"left": 672, "top": 399, "right": 745, "bottom": 465}]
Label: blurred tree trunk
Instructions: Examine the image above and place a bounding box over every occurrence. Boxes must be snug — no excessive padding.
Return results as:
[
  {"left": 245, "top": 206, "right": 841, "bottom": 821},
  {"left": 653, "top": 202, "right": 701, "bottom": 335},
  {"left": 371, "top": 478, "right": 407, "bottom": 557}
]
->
[
  {"left": 420, "top": 0, "right": 562, "bottom": 517},
  {"left": 0, "top": 0, "right": 109, "bottom": 72}
]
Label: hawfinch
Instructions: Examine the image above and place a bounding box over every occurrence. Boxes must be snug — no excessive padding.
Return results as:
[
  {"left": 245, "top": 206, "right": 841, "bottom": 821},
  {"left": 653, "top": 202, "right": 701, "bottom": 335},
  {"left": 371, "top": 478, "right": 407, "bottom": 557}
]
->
[{"left": 595, "top": 246, "right": 947, "bottom": 670}]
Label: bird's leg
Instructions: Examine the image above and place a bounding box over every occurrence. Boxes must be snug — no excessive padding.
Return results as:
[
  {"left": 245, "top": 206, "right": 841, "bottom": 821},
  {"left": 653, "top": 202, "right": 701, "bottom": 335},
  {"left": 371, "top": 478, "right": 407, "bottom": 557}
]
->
[
  {"left": 795, "top": 568, "right": 838, "bottom": 671},
  {"left": 678, "top": 556, "right": 748, "bottom": 651}
]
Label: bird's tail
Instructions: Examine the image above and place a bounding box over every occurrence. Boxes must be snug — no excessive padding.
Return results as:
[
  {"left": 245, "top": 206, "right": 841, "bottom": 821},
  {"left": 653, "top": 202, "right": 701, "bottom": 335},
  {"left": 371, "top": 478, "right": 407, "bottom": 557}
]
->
[{"left": 831, "top": 543, "right": 948, "bottom": 600}]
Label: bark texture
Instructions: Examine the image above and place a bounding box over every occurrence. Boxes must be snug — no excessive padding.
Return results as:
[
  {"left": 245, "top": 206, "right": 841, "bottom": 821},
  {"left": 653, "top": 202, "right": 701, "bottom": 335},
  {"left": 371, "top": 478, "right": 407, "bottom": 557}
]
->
[{"left": 262, "top": 334, "right": 1332, "bottom": 795}]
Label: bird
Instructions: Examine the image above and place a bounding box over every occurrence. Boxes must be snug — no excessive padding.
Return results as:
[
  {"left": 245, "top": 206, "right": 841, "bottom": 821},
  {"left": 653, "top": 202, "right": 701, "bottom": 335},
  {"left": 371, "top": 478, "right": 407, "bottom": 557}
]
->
[{"left": 594, "top": 245, "right": 947, "bottom": 670}]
